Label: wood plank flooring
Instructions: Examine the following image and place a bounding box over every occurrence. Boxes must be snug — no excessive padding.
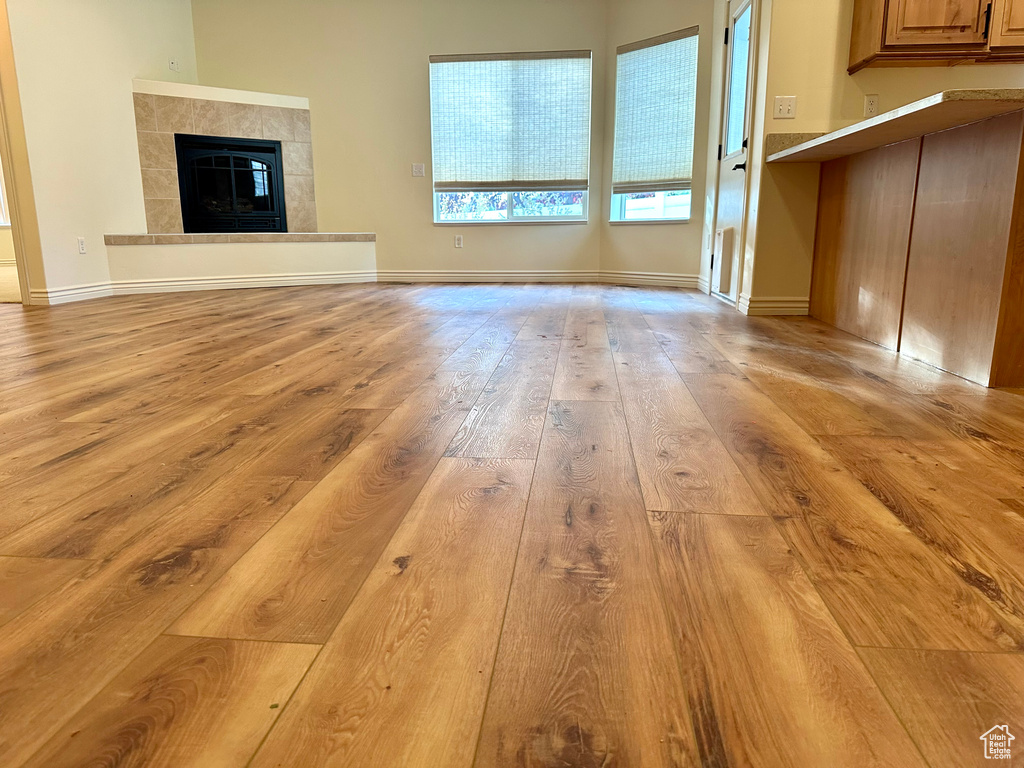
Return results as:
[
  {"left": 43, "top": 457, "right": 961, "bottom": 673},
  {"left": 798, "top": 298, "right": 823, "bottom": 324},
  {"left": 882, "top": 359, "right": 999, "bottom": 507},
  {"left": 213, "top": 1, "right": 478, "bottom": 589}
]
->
[{"left": 0, "top": 283, "right": 1022, "bottom": 767}]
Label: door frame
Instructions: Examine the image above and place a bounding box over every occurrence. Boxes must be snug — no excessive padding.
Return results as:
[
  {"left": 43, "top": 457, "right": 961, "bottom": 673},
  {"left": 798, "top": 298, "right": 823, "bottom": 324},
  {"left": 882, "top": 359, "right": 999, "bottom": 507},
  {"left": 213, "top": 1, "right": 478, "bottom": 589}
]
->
[{"left": 706, "top": 0, "right": 761, "bottom": 308}]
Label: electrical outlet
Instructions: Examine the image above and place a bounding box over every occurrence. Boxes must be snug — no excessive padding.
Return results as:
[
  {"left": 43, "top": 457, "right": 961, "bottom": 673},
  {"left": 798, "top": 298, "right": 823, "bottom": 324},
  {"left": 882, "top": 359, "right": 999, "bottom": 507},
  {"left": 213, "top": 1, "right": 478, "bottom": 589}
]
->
[
  {"left": 454, "top": 235, "right": 464, "bottom": 248},
  {"left": 168, "top": 58, "right": 180, "bottom": 72},
  {"left": 864, "top": 94, "right": 880, "bottom": 118},
  {"left": 412, "top": 163, "right": 425, "bottom": 177},
  {"left": 774, "top": 95, "right": 797, "bottom": 119},
  {"left": 77, "top": 237, "right": 87, "bottom": 255}
]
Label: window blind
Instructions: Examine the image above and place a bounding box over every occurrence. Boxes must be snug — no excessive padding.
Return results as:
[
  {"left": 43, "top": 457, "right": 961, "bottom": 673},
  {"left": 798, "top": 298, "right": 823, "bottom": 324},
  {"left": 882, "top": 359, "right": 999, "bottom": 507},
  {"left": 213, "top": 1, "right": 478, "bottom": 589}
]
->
[
  {"left": 429, "top": 51, "right": 592, "bottom": 192},
  {"left": 612, "top": 28, "right": 699, "bottom": 195}
]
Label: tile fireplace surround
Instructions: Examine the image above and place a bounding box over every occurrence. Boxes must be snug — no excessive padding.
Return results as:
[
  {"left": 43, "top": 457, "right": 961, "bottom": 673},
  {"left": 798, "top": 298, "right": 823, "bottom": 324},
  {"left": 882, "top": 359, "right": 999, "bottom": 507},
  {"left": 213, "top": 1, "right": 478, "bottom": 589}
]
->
[{"left": 132, "top": 80, "right": 318, "bottom": 234}]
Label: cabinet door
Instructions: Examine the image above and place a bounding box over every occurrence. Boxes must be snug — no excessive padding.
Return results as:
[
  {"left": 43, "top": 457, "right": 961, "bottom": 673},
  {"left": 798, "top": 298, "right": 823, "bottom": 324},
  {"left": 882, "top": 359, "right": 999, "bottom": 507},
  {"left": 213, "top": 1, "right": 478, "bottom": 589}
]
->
[
  {"left": 884, "top": 0, "right": 989, "bottom": 46},
  {"left": 990, "top": 0, "right": 1024, "bottom": 46}
]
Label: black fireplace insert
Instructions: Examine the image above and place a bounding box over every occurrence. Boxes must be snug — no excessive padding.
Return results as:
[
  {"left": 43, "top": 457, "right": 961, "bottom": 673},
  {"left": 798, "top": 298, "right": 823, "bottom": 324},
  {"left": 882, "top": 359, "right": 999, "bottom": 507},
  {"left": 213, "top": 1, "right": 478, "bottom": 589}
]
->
[{"left": 175, "top": 134, "right": 287, "bottom": 233}]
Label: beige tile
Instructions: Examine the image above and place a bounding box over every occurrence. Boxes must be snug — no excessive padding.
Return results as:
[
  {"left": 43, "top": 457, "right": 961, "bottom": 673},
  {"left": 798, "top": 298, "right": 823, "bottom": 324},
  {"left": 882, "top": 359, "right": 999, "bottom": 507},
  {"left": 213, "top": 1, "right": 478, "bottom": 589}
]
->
[
  {"left": 141, "top": 168, "right": 179, "bottom": 200},
  {"left": 284, "top": 173, "right": 315, "bottom": 203},
  {"left": 262, "top": 106, "right": 296, "bottom": 141},
  {"left": 192, "top": 234, "right": 233, "bottom": 243},
  {"left": 137, "top": 131, "right": 177, "bottom": 170},
  {"left": 105, "top": 235, "right": 155, "bottom": 246},
  {"left": 294, "top": 110, "right": 312, "bottom": 143},
  {"left": 145, "top": 198, "right": 183, "bottom": 234},
  {"left": 287, "top": 200, "right": 318, "bottom": 233},
  {"left": 229, "top": 233, "right": 275, "bottom": 243},
  {"left": 154, "top": 95, "right": 194, "bottom": 134},
  {"left": 329, "top": 233, "right": 376, "bottom": 242},
  {"left": 193, "top": 99, "right": 232, "bottom": 136},
  {"left": 228, "top": 102, "right": 263, "bottom": 139},
  {"left": 282, "top": 141, "right": 314, "bottom": 175},
  {"left": 133, "top": 93, "right": 156, "bottom": 132},
  {"left": 151, "top": 234, "right": 193, "bottom": 244}
]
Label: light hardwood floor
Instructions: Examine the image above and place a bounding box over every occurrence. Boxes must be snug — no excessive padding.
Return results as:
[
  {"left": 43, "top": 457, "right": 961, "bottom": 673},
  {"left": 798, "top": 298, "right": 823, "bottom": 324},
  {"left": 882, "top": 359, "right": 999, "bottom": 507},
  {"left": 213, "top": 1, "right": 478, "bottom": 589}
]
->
[{"left": 0, "top": 283, "right": 1022, "bottom": 767}]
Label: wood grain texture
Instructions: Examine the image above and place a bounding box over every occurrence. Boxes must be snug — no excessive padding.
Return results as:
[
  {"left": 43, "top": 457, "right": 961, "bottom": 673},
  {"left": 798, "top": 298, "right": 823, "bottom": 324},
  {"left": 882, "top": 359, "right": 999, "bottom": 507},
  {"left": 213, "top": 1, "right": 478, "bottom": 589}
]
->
[
  {"left": 446, "top": 340, "right": 559, "bottom": 459},
  {"left": 648, "top": 512, "right": 925, "bottom": 767},
  {"left": 0, "top": 557, "right": 92, "bottom": 627},
  {"left": 549, "top": 307, "right": 619, "bottom": 401},
  {"left": 902, "top": 112, "right": 1024, "bottom": 385},
  {"left": 821, "top": 435, "right": 1024, "bottom": 642},
  {"left": 168, "top": 371, "right": 487, "bottom": 644},
  {"left": 859, "top": 648, "right": 1024, "bottom": 768},
  {"left": 251, "top": 458, "right": 532, "bottom": 768},
  {"left": 25, "top": 636, "right": 319, "bottom": 768},
  {"left": 1, "top": 284, "right": 1023, "bottom": 766},
  {"left": 811, "top": 139, "right": 920, "bottom": 350},
  {"left": 614, "top": 345, "right": 764, "bottom": 515},
  {"left": 474, "top": 401, "right": 698, "bottom": 767},
  {"left": 684, "top": 373, "right": 1024, "bottom": 652}
]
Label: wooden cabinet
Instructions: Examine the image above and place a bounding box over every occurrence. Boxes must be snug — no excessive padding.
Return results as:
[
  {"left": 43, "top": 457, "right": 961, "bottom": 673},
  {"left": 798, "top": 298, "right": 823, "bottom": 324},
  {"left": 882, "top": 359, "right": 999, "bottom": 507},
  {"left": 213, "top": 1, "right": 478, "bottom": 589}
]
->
[
  {"left": 884, "top": 0, "right": 989, "bottom": 47},
  {"left": 991, "top": 0, "right": 1024, "bottom": 47},
  {"left": 851, "top": 0, "right": 1024, "bottom": 71},
  {"left": 808, "top": 110, "right": 1024, "bottom": 387}
]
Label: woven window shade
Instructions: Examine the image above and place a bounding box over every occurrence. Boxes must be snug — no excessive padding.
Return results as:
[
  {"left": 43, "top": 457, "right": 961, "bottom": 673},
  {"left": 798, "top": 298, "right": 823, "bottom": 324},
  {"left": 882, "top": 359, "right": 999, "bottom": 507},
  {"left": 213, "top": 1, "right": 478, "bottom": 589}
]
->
[
  {"left": 612, "top": 28, "right": 699, "bottom": 195},
  {"left": 429, "top": 51, "right": 592, "bottom": 192}
]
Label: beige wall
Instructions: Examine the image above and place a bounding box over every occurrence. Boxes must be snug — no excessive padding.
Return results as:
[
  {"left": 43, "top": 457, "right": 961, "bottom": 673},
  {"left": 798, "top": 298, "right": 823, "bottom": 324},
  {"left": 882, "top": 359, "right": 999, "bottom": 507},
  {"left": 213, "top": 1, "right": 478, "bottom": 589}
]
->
[
  {"left": 193, "top": 0, "right": 612, "bottom": 277},
  {"left": 598, "top": 0, "right": 712, "bottom": 280},
  {"left": 0, "top": 225, "right": 14, "bottom": 264},
  {"left": 743, "top": 0, "right": 1024, "bottom": 304},
  {"left": 5, "top": 0, "right": 197, "bottom": 295},
  {"left": 601, "top": 0, "right": 715, "bottom": 279}
]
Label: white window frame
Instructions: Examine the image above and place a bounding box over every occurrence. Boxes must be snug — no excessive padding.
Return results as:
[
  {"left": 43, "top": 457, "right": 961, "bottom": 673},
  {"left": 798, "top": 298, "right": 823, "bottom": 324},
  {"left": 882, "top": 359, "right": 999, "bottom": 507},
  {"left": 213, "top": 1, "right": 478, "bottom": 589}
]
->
[
  {"left": 610, "top": 189, "right": 691, "bottom": 224},
  {"left": 433, "top": 190, "right": 589, "bottom": 225}
]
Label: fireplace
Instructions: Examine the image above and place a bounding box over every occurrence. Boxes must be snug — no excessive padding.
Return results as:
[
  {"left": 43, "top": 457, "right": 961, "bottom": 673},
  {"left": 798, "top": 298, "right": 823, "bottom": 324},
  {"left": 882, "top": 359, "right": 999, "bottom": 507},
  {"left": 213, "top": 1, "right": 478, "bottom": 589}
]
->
[{"left": 175, "top": 134, "right": 287, "bottom": 233}]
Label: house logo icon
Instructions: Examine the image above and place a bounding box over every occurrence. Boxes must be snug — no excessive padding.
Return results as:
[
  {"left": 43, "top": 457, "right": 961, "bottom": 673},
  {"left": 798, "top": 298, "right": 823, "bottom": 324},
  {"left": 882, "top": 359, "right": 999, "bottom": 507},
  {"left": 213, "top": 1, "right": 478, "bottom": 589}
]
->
[{"left": 980, "top": 725, "right": 1014, "bottom": 760}]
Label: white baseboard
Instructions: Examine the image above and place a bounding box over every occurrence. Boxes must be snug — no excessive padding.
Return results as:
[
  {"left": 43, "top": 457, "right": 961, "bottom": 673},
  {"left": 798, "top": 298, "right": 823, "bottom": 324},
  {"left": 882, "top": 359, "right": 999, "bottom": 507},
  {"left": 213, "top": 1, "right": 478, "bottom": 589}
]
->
[
  {"left": 697, "top": 274, "right": 711, "bottom": 294},
  {"left": 377, "top": 269, "right": 698, "bottom": 288},
  {"left": 377, "top": 270, "right": 602, "bottom": 283},
  {"left": 30, "top": 282, "right": 115, "bottom": 305},
  {"left": 31, "top": 270, "right": 702, "bottom": 305},
  {"left": 111, "top": 270, "right": 377, "bottom": 295},
  {"left": 738, "top": 294, "right": 810, "bottom": 316}
]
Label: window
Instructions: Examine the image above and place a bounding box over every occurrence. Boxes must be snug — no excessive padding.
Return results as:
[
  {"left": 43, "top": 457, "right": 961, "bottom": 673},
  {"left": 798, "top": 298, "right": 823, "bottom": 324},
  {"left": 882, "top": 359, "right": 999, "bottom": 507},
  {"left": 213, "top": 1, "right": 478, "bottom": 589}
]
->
[
  {"left": 0, "top": 156, "right": 9, "bottom": 226},
  {"left": 610, "top": 28, "right": 699, "bottom": 222},
  {"left": 429, "top": 51, "right": 592, "bottom": 223},
  {"left": 725, "top": 5, "right": 752, "bottom": 157}
]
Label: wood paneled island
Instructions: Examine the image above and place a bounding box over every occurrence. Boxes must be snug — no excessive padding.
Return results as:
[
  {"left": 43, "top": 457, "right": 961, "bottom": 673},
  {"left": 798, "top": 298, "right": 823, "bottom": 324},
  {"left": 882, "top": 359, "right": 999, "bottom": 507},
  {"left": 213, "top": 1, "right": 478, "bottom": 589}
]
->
[{"left": 769, "top": 89, "right": 1024, "bottom": 388}]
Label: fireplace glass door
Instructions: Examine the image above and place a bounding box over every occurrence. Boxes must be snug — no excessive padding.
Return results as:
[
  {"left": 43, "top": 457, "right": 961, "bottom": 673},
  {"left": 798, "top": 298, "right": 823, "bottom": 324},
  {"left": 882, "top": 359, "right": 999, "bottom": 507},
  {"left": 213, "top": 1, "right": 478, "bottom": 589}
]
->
[{"left": 175, "top": 135, "right": 287, "bottom": 233}]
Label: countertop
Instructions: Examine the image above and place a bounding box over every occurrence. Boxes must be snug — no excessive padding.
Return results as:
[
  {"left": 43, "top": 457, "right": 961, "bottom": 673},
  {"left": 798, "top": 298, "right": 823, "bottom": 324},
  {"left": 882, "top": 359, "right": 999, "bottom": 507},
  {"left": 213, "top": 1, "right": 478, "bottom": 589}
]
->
[{"left": 766, "top": 88, "right": 1024, "bottom": 163}]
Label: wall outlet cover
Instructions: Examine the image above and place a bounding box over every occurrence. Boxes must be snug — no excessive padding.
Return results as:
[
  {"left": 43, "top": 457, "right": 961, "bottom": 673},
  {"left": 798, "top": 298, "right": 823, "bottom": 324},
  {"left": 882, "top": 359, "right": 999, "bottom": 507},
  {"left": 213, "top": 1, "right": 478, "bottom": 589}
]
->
[
  {"left": 454, "top": 235, "right": 464, "bottom": 248},
  {"left": 77, "top": 237, "right": 87, "bottom": 255},
  {"left": 864, "top": 94, "right": 880, "bottom": 118},
  {"left": 412, "top": 163, "right": 425, "bottom": 177}
]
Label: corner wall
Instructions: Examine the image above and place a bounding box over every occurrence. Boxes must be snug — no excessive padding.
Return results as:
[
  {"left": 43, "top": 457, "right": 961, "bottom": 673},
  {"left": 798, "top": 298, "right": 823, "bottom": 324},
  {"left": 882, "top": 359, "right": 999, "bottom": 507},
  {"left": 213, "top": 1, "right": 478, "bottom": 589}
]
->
[
  {"left": 192, "top": 0, "right": 611, "bottom": 280},
  {"left": 600, "top": 0, "right": 715, "bottom": 284},
  {"left": 5, "top": 0, "right": 197, "bottom": 299}
]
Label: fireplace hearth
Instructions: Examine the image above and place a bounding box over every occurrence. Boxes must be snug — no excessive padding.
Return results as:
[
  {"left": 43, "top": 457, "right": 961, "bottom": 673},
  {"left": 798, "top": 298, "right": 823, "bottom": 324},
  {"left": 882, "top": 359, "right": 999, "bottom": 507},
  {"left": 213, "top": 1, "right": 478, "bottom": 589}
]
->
[{"left": 175, "top": 134, "right": 287, "bottom": 233}]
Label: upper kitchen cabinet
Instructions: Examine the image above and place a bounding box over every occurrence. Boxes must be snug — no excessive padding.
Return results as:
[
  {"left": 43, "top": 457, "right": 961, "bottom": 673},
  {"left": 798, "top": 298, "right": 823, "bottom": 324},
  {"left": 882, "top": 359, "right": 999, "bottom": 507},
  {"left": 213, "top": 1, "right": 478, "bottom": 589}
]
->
[
  {"left": 850, "top": 0, "right": 1024, "bottom": 71},
  {"left": 991, "top": 0, "right": 1024, "bottom": 48}
]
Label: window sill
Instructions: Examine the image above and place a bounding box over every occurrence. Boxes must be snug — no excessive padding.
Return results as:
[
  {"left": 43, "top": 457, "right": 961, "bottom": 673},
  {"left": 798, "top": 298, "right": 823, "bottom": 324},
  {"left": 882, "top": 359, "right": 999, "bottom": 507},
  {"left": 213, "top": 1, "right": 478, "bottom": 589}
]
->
[{"left": 609, "top": 218, "right": 690, "bottom": 225}]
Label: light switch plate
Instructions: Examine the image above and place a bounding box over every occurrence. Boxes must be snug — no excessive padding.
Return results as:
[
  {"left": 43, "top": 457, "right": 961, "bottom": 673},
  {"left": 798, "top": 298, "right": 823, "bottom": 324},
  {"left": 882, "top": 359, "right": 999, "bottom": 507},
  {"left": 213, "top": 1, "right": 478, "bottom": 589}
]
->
[
  {"left": 412, "top": 163, "right": 425, "bottom": 177},
  {"left": 774, "top": 95, "right": 797, "bottom": 119},
  {"left": 454, "top": 235, "right": 464, "bottom": 248}
]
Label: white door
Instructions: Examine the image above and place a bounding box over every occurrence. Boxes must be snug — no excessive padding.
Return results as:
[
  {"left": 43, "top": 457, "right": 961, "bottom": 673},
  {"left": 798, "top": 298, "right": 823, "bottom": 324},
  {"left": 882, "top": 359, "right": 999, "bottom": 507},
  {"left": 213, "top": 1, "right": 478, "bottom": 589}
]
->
[{"left": 711, "top": 0, "right": 754, "bottom": 301}]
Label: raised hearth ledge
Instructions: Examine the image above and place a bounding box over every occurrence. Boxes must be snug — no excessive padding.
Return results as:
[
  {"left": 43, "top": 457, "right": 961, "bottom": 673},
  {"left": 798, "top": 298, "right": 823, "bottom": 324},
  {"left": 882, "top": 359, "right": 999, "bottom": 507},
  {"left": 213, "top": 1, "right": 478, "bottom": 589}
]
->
[{"left": 105, "top": 233, "right": 376, "bottom": 246}]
